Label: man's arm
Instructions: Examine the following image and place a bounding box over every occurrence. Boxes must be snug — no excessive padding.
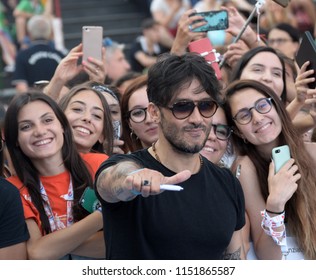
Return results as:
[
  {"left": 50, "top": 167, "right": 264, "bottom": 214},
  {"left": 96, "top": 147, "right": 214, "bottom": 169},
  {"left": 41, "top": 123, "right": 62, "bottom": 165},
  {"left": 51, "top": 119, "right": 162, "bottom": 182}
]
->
[
  {"left": 96, "top": 160, "right": 143, "bottom": 203},
  {"left": 222, "top": 229, "right": 246, "bottom": 260},
  {"left": 96, "top": 160, "right": 192, "bottom": 203}
]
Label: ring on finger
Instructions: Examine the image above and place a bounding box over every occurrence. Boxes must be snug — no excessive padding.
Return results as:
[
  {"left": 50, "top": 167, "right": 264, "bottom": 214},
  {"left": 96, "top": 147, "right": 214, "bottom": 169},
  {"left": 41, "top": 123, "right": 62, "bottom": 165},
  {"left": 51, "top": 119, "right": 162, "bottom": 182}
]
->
[
  {"left": 189, "top": 24, "right": 193, "bottom": 31},
  {"left": 142, "top": 179, "right": 151, "bottom": 186}
]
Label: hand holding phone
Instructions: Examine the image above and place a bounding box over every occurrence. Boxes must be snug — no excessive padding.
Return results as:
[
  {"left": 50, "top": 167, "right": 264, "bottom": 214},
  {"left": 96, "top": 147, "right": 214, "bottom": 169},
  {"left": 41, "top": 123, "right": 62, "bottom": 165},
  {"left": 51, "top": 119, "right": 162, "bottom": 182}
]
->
[
  {"left": 189, "top": 10, "right": 228, "bottom": 32},
  {"left": 82, "top": 26, "right": 103, "bottom": 63},
  {"left": 295, "top": 31, "right": 316, "bottom": 89},
  {"left": 272, "top": 145, "right": 291, "bottom": 173}
]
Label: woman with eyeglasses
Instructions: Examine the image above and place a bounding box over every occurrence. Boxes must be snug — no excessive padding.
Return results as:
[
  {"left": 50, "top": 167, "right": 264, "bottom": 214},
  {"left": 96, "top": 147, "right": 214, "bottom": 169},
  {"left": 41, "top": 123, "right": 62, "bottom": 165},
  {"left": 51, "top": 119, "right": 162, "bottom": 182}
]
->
[
  {"left": 120, "top": 74, "right": 159, "bottom": 153},
  {"left": 200, "top": 106, "right": 233, "bottom": 167},
  {"left": 230, "top": 46, "right": 316, "bottom": 135},
  {"left": 223, "top": 79, "right": 316, "bottom": 260}
]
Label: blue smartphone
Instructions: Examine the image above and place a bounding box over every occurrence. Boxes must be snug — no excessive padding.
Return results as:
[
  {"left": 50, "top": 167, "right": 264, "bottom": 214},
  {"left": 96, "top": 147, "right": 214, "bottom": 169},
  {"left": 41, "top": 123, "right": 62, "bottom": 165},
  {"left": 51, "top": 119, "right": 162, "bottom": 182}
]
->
[
  {"left": 272, "top": 145, "right": 291, "bottom": 173},
  {"left": 190, "top": 10, "right": 228, "bottom": 32}
]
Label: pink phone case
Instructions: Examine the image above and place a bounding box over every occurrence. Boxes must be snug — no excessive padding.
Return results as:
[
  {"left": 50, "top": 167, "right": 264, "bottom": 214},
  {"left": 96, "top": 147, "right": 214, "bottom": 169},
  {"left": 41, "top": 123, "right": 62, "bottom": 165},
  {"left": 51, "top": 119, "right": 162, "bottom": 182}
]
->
[{"left": 188, "top": 38, "right": 222, "bottom": 80}]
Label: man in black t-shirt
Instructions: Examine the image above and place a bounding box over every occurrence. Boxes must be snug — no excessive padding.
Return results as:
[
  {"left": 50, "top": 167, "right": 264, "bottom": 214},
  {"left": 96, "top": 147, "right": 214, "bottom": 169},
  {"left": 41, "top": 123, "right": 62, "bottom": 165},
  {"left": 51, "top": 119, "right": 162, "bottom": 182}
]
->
[{"left": 95, "top": 52, "right": 245, "bottom": 260}]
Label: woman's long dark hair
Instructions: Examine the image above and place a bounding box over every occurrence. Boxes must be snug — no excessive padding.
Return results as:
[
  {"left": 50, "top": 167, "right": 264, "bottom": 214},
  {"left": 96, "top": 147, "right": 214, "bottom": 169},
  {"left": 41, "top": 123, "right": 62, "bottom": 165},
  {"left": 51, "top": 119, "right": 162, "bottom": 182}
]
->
[
  {"left": 4, "top": 91, "right": 94, "bottom": 234},
  {"left": 223, "top": 80, "right": 316, "bottom": 259}
]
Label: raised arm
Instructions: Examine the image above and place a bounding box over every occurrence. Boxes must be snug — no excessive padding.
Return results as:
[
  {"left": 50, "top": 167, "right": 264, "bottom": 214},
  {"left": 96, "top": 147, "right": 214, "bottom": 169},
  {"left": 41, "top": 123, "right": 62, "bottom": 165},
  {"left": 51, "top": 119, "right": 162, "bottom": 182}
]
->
[
  {"left": 170, "top": 9, "right": 206, "bottom": 55},
  {"left": 288, "top": 61, "right": 316, "bottom": 133},
  {"left": 223, "top": 6, "right": 266, "bottom": 50},
  {"left": 44, "top": 44, "right": 107, "bottom": 101}
]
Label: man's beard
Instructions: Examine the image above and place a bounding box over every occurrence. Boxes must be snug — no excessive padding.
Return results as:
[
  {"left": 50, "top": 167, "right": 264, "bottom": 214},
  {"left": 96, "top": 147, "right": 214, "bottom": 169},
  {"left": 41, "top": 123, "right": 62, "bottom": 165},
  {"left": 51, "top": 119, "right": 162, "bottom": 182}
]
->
[{"left": 160, "top": 114, "right": 210, "bottom": 154}]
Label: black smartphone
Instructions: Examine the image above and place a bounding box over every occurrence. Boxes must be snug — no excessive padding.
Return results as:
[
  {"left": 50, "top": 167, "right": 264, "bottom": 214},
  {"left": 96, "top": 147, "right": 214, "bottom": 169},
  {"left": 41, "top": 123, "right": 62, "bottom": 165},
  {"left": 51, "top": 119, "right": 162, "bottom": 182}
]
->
[
  {"left": 190, "top": 10, "right": 228, "bottom": 32},
  {"left": 79, "top": 187, "right": 101, "bottom": 213},
  {"left": 295, "top": 31, "right": 316, "bottom": 89}
]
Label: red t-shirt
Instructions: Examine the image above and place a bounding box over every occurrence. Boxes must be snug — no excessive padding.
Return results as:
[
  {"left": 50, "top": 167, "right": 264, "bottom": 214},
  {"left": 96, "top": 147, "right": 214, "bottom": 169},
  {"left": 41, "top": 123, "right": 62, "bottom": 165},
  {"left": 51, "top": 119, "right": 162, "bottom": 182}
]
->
[{"left": 6, "top": 152, "right": 108, "bottom": 232}]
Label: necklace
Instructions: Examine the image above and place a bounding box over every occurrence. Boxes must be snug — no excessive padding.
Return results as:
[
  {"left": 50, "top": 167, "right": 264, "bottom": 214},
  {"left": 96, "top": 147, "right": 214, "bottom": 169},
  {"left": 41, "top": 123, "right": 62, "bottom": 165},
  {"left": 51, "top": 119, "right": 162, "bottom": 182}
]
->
[{"left": 151, "top": 141, "right": 203, "bottom": 169}]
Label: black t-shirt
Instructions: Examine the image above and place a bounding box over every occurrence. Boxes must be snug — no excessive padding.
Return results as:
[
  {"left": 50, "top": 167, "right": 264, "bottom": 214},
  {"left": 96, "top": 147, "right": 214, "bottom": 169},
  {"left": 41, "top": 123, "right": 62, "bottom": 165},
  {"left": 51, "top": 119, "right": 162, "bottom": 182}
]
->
[
  {"left": 95, "top": 149, "right": 245, "bottom": 260},
  {"left": 12, "top": 41, "right": 65, "bottom": 87},
  {"left": 0, "top": 178, "right": 30, "bottom": 248},
  {"left": 129, "top": 36, "right": 169, "bottom": 73}
]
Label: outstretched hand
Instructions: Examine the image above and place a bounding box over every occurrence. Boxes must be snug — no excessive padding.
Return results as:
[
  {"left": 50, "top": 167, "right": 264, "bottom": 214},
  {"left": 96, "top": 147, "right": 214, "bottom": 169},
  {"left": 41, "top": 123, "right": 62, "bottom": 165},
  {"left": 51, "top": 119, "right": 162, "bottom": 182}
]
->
[{"left": 123, "top": 168, "right": 192, "bottom": 199}]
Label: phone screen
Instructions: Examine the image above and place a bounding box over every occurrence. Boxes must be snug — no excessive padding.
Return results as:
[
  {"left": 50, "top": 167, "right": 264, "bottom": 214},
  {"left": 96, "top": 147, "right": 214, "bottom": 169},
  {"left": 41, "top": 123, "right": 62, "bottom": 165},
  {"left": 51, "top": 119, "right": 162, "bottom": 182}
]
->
[{"left": 190, "top": 10, "right": 228, "bottom": 32}]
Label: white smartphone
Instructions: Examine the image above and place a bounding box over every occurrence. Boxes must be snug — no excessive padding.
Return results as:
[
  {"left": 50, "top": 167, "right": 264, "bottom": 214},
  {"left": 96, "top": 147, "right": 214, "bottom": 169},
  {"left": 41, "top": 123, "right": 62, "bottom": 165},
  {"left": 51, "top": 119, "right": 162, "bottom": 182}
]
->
[
  {"left": 272, "top": 145, "right": 291, "bottom": 173},
  {"left": 82, "top": 26, "right": 103, "bottom": 63}
]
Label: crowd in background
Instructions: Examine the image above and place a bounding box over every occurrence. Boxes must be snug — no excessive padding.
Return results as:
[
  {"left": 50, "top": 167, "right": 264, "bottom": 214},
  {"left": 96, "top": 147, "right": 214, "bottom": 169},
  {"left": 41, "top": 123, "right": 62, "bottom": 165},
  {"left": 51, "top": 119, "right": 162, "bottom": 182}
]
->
[{"left": 1, "top": 0, "right": 316, "bottom": 260}]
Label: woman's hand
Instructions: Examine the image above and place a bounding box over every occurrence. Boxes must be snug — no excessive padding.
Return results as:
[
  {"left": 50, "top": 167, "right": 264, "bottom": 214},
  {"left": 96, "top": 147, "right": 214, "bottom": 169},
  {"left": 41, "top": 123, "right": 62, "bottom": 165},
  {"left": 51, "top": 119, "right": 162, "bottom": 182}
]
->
[
  {"left": 170, "top": 9, "right": 206, "bottom": 55},
  {"left": 82, "top": 47, "right": 107, "bottom": 83},
  {"left": 266, "top": 159, "right": 300, "bottom": 212}
]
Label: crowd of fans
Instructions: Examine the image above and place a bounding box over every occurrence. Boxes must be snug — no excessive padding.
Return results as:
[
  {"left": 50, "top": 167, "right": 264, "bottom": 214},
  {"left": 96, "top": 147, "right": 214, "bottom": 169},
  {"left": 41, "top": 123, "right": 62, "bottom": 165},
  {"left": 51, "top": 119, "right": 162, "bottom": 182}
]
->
[{"left": 1, "top": 0, "right": 316, "bottom": 260}]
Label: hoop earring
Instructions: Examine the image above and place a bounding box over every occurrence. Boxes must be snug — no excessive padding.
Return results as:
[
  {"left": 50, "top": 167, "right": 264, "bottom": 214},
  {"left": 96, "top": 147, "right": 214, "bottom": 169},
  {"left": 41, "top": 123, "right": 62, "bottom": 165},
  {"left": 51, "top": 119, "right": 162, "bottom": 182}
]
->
[
  {"left": 243, "top": 138, "right": 248, "bottom": 144},
  {"left": 130, "top": 130, "right": 139, "bottom": 140}
]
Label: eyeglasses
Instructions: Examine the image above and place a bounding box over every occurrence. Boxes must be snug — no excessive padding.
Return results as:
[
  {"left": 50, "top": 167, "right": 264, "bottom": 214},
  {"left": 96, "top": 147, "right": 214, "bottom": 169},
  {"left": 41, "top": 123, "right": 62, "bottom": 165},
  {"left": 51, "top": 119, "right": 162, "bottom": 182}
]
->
[
  {"left": 233, "top": 98, "right": 273, "bottom": 125},
  {"left": 166, "top": 100, "right": 218, "bottom": 120},
  {"left": 267, "top": 38, "right": 292, "bottom": 45},
  {"left": 211, "top": 124, "right": 232, "bottom": 140},
  {"left": 128, "top": 108, "right": 148, "bottom": 123}
]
